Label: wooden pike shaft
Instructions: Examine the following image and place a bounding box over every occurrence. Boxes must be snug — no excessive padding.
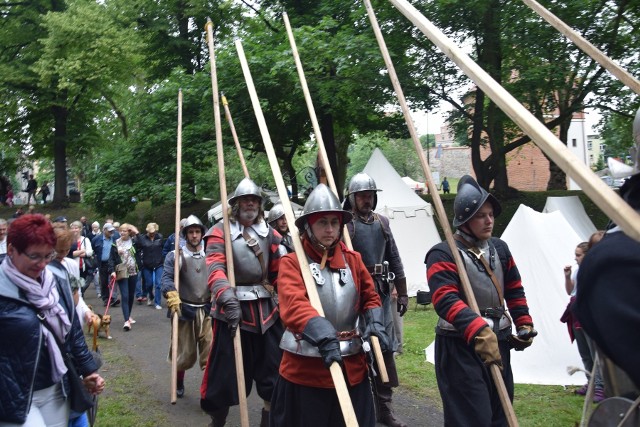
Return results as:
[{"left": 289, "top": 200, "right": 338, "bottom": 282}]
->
[
  {"left": 388, "top": 0, "right": 640, "bottom": 243},
  {"left": 521, "top": 0, "right": 640, "bottom": 95},
  {"left": 221, "top": 94, "right": 250, "bottom": 178},
  {"left": 282, "top": 11, "right": 389, "bottom": 384},
  {"left": 170, "top": 89, "right": 183, "bottom": 404},
  {"left": 205, "top": 19, "right": 250, "bottom": 427},
  {"left": 235, "top": 38, "right": 359, "bottom": 427},
  {"left": 364, "top": 1, "right": 518, "bottom": 425}
]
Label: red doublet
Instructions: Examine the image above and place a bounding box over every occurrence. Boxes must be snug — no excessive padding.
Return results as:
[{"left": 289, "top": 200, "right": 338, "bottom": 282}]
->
[{"left": 277, "top": 240, "right": 381, "bottom": 388}]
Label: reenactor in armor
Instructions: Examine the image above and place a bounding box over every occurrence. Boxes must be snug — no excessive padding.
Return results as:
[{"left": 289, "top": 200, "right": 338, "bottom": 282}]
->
[
  {"left": 161, "top": 215, "right": 211, "bottom": 398},
  {"left": 344, "top": 172, "right": 409, "bottom": 427},
  {"left": 271, "top": 183, "right": 389, "bottom": 426},
  {"left": 200, "top": 178, "right": 286, "bottom": 427},
  {"left": 425, "top": 175, "right": 536, "bottom": 426},
  {"left": 575, "top": 107, "right": 640, "bottom": 424},
  {"left": 267, "top": 202, "right": 294, "bottom": 253}
]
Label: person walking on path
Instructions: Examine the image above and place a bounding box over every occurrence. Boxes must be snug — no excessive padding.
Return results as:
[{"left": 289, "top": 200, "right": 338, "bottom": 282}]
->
[
  {"left": 25, "top": 174, "right": 38, "bottom": 205},
  {"left": 200, "top": 177, "right": 286, "bottom": 427},
  {"left": 161, "top": 215, "right": 212, "bottom": 399},
  {"left": 425, "top": 175, "right": 536, "bottom": 427},
  {"left": 267, "top": 202, "right": 294, "bottom": 253},
  {"left": 116, "top": 223, "right": 140, "bottom": 331},
  {"left": 136, "top": 223, "right": 164, "bottom": 309},
  {"left": 344, "top": 172, "right": 409, "bottom": 427},
  {"left": 37, "top": 182, "right": 50, "bottom": 204},
  {"left": 441, "top": 177, "right": 450, "bottom": 194},
  {"left": 271, "top": 183, "right": 389, "bottom": 427},
  {"left": 92, "top": 223, "right": 120, "bottom": 307}
]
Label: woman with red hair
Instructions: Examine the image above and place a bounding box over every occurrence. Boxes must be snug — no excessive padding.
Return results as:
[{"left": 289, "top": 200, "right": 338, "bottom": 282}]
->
[{"left": 0, "top": 214, "right": 105, "bottom": 425}]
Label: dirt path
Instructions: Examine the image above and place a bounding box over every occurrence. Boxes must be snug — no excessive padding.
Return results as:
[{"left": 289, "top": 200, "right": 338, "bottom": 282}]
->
[{"left": 87, "top": 290, "right": 443, "bottom": 426}]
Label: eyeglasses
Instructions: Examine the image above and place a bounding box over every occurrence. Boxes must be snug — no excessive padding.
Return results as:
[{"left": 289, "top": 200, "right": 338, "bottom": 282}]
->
[{"left": 22, "top": 251, "right": 57, "bottom": 263}]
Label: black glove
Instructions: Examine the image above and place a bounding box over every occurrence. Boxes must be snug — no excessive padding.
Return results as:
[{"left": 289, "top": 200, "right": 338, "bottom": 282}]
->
[
  {"left": 397, "top": 295, "right": 409, "bottom": 317},
  {"left": 217, "top": 287, "right": 241, "bottom": 337},
  {"left": 363, "top": 307, "right": 390, "bottom": 352},
  {"left": 508, "top": 325, "right": 537, "bottom": 351},
  {"left": 302, "top": 316, "right": 342, "bottom": 369}
]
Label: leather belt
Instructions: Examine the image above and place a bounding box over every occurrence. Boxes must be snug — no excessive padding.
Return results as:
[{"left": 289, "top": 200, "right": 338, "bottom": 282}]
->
[{"left": 235, "top": 284, "right": 273, "bottom": 300}]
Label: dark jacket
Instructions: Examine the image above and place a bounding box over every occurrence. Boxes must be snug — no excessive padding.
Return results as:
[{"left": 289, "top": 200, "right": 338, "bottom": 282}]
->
[
  {"left": 136, "top": 233, "right": 164, "bottom": 269},
  {"left": 91, "top": 234, "right": 120, "bottom": 274},
  {"left": 0, "top": 261, "right": 97, "bottom": 423}
]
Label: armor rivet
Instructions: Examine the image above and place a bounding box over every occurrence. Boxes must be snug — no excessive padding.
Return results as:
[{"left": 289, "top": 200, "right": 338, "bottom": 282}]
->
[
  {"left": 464, "top": 208, "right": 469, "bottom": 212},
  {"left": 473, "top": 199, "right": 477, "bottom": 204}
]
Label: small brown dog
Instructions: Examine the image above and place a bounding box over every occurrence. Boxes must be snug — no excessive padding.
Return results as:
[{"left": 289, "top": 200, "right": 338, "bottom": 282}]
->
[{"left": 87, "top": 305, "right": 112, "bottom": 351}]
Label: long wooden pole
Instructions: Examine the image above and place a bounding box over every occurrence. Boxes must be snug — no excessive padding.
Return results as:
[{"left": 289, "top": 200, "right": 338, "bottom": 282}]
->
[
  {"left": 205, "top": 19, "right": 250, "bottom": 427},
  {"left": 521, "top": 0, "right": 640, "bottom": 95},
  {"left": 170, "top": 89, "right": 183, "bottom": 404},
  {"left": 363, "top": 1, "right": 518, "bottom": 425},
  {"left": 221, "top": 94, "right": 250, "bottom": 178},
  {"left": 387, "top": 0, "right": 640, "bottom": 243},
  {"left": 235, "top": 39, "right": 359, "bottom": 427},
  {"left": 282, "top": 12, "right": 388, "bottom": 382}
]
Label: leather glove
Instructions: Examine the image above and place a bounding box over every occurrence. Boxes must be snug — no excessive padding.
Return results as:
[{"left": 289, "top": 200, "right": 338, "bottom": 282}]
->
[
  {"left": 363, "top": 307, "right": 390, "bottom": 352},
  {"left": 302, "top": 316, "right": 342, "bottom": 369},
  {"left": 394, "top": 277, "right": 409, "bottom": 317},
  {"left": 165, "top": 290, "right": 182, "bottom": 317},
  {"left": 217, "top": 287, "right": 241, "bottom": 337},
  {"left": 397, "top": 295, "right": 409, "bottom": 317},
  {"left": 474, "top": 327, "right": 503, "bottom": 370},
  {"left": 508, "top": 325, "right": 537, "bottom": 351}
]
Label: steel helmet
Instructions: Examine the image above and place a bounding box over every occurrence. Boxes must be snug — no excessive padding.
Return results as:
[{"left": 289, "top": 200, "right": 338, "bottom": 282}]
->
[
  {"left": 345, "top": 172, "right": 382, "bottom": 211},
  {"left": 453, "top": 175, "right": 502, "bottom": 227},
  {"left": 295, "top": 184, "right": 353, "bottom": 229},
  {"left": 267, "top": 202, "right": 286, "bottom": 226},
  {"left": 181, "top": 215, "right": 206, "bottom": 238},
  {"left": 228, "top": 177, "right": 263, "bottom": 205}
]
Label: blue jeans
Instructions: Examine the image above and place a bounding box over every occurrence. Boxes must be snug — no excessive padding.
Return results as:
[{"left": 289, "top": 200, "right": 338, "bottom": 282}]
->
[
  {"left": 135, "top": 271, "right": 143, "bottom": 298},
  {"left": 118, "top": 275, "right": 137, "bottom": 322},
  {"left": 143, "top": 266, "right": 163, "bottom": 306}
]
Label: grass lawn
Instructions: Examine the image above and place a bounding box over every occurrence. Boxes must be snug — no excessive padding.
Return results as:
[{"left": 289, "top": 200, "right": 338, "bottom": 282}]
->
[{"left": 398, "top": 304, "right": 585, "bottom": 426}]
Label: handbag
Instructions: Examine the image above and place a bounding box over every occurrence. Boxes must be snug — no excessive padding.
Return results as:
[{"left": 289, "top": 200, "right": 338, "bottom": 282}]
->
[
  {"left": 39, "top": 319, "right": 96, "bottom": 413},
  {"left": 63, "top": 353, "right": 96, "bottom": 413},
  {"left": 115, "top": 262, "right": 129, "bottom": 280},
  {"left": 84, "top": 254, "right": 98, "bottom": 271}
]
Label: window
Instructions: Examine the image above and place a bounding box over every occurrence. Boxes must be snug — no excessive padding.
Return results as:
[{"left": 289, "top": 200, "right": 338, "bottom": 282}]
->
[
  {"left": 587, "top": 141, "right": 592, "bottom": 150},
  {"left": 572, "top": 138, "right": 577, "bottom": 147}
]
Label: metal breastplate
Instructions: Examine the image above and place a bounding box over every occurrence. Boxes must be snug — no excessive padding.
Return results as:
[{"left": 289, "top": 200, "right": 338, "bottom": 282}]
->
[
  {"left": 178, "top": 251, "right": 210, "bottom": 304},
  {"left": 280, "top": 255, "right": 362, "bottom": 357},
  {"left": 437, "top": 244, "right": 510, "bottom": 332},
  {"left": 351, "top": 219, "right": 386, "bottom": 266},
  {"left": 230, "top": 227, "right": 269, "bottom": 285}
]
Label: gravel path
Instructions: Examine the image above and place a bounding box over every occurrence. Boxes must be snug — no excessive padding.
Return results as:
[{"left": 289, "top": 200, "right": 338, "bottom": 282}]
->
[{"left": 86, "top": 290, "right": 443, "bottom": 426}]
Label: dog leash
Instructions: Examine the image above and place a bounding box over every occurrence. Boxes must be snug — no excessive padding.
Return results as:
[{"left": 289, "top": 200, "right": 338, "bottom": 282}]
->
[{"left": 103, "top": 276, "right": 117, "bottom": 316}]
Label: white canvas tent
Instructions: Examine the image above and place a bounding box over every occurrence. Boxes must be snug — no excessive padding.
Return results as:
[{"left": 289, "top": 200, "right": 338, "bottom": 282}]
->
[
  {"left": 425, "top": 205, "right": 587, "bottom": 385},
  {"left": 363, "top": 149, "right": 442, "bottom": 296},
  {"left": 543, "top": 196, "right": 597, "bottom": 241}
]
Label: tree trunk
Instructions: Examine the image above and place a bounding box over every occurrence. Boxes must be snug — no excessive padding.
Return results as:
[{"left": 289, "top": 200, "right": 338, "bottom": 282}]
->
[
  {"left": 52, "top": 104, "right": 69, "bottom": 206},
  {"left": 547, "top": 119, "right": 569, "bottom": 190},
  {"left": 319, "top": 112, "right": 346, "bottom": 198}
]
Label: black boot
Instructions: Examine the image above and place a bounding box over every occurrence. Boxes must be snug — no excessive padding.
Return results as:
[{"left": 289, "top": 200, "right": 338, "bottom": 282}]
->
[
  {"left": 207, "top": 407, "right": 229, "bottom": 427},
  {"left": 377, "top": 385, "right": 407, "bottom": 427},
  {"left": 176, "top": 380, "right": 184, "bottom": 398},
  {"left": 260, "top": 408, "right": 269, "bottom": 427}
]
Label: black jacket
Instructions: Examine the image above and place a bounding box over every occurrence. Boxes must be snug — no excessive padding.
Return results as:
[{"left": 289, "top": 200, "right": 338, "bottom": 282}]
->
[
  {"left": 136, "top": 233, "right": 164, "bottom": 269},
  {"left": 0, "top": 261, "right": 98, "bottom": 423}
]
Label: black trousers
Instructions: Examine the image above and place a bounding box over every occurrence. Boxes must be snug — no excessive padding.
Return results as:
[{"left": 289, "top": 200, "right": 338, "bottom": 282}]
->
[
  {"left": 270, "top": 375, "right": 376, "bottom": 427},
  {"left": 201, "top": 318, "right": 284, "bottom": 414},
  {"left": 435, "top": 334, "right": 513, "bottom": 427}
]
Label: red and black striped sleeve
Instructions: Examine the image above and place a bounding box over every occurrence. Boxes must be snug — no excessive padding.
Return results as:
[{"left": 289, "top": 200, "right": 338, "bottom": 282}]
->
[
  {"left": 495, "top": 239, "right": 533, "bottom": 328},
  {"left": 268, "top": 228, "right": 284, "bottom": 287},
  {"left": 204, "top": 223, "right": 231, "bottom": 300},
  {"left": 425, "top": 242, "right": 487, "bottom": 344}
]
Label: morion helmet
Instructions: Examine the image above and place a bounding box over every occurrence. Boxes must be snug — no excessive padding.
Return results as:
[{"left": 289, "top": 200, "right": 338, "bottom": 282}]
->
[
  {"left": 296, "top": 184, "right": 353, "bottom": 230},
  {"left": 267, "top": 202, "right": 286, "bottom": 227},
  {"left": 228, "top": 177, "right": 262, "bottom": 206},
  {"left": 181, "top": 215, "right": 206, "bottom": 238},
  {"left": 345, "top": 172, "right": 381, "bottom": 211},
  {"left": 453, "top": 175, "right": 502, "bottom": 227}
]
